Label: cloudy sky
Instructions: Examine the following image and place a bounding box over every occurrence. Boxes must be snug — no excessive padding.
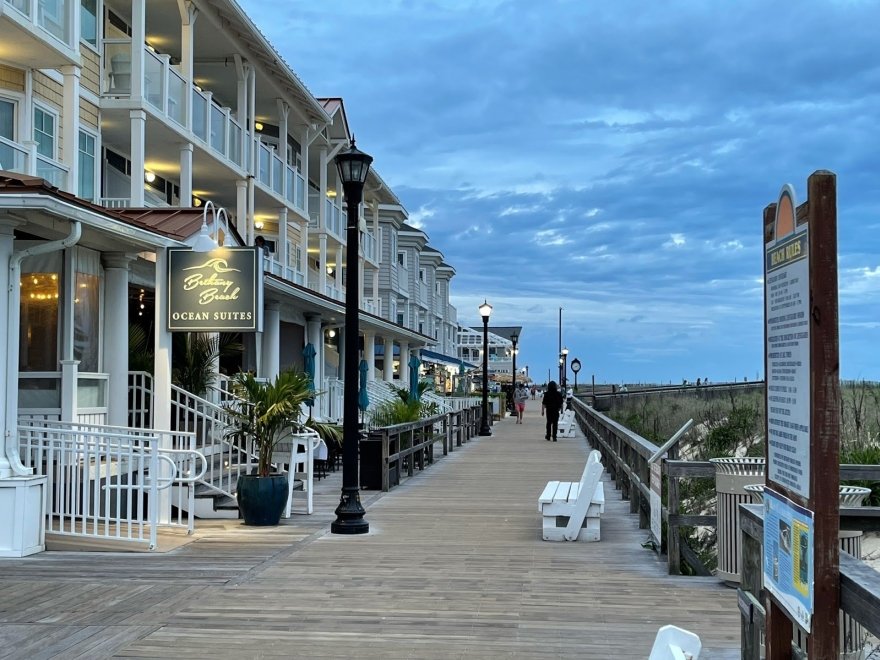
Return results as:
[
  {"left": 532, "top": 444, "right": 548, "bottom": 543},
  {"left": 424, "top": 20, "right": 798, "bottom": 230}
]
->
[{"left": 243, "top": 0, "right": 880, "bottom": 384}]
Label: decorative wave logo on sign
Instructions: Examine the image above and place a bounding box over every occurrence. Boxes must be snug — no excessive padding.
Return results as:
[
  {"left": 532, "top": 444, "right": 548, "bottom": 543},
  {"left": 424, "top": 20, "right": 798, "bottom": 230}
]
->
[{"left": 181, "top": 258, "right": 242, "bottom": 305}]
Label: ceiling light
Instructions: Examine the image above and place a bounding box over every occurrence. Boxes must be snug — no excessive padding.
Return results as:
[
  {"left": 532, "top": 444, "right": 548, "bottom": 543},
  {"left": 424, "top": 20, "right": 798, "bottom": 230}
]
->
[
  {"left": 144, "top": 170, "right": 156, "bottom": 183},
  {"left": 255, "top": 221, "right": 264, "bottom": 230},
  {"left": 254, "top": 122, "right": 264, "bottom": 131}
]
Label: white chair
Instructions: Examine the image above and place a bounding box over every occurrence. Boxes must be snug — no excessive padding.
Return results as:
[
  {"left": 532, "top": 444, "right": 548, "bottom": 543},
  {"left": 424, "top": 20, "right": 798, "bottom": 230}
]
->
[
  {"left": 648, "top": 625, "right": 701, "bottom": 660},
  {"left": 275, "top": 430, "right": 322, "bottom": 516}
]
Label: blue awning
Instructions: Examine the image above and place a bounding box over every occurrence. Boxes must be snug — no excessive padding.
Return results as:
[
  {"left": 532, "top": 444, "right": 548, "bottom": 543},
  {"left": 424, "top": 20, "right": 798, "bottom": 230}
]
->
[{"left": 420, "top": 349, "right": 477, "bottom": 370}]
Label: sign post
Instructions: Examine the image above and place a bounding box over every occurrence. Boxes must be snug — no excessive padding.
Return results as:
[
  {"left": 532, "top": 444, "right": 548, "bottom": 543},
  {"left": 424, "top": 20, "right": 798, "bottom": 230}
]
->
[{"left": 762, "top": 172, "right": 839, "bottom": 658}]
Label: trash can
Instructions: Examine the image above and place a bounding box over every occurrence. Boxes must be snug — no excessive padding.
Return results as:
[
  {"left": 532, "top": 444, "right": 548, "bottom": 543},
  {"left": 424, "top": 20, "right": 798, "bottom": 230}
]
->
[
  {"left": 710, "top": 457, "right": 765, "bottom": 586},
  {"left": 745, "top": 483, "right": 871, "bottom": 659}
]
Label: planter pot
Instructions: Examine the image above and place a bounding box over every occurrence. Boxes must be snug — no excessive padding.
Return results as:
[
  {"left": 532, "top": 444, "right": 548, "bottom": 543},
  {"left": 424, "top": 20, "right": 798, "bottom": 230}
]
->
[{"left": 236, "top": 474, "right": 288, "bottom": 526}]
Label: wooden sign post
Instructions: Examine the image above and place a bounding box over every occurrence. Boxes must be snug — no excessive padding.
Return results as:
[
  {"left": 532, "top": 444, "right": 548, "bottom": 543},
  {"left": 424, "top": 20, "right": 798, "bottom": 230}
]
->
[{"left": 762, "top": 171, "right": 840, "bottom": 658}]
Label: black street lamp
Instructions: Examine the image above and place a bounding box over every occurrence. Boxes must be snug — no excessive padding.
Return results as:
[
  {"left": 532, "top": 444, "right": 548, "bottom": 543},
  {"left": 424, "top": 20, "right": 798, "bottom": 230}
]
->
[
  {"left": 570, "top": 357, "right": 581, "bottom": 392},
  {"left": 510, "top": 330, "right": 519, "bottom": 395},
  {"left": 331, "top": 139, "right": 373, "bottom": 536},
  {"left": 561, "top": 346, "right": 569, "bottom": 389},
  {"left": 478, "top": 300, "right": 492, "bottom": 436}
]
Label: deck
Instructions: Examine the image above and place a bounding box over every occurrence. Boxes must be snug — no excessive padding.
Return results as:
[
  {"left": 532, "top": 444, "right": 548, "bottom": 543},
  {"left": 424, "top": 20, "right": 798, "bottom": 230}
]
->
[{"left": 0, "top": 409, "right": 740, "bottom": 659}]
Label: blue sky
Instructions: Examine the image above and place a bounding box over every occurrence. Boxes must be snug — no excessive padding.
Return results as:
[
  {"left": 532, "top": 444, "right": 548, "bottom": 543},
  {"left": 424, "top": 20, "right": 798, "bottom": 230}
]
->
[{"left": 242, "top": 0, "right": 880, "bottom": 384}]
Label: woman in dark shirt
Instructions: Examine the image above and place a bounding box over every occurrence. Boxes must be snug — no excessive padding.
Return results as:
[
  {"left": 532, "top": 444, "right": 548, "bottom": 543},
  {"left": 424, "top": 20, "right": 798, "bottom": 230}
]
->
[{"left": 541, "top": 381, "right": 564, "bottom": 441}]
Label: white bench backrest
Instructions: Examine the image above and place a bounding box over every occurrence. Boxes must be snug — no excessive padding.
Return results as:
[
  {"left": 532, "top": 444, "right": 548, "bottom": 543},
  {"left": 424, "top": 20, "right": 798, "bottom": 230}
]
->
[{"left": 565, "top": 450, "right": 603, "bottom": 540}]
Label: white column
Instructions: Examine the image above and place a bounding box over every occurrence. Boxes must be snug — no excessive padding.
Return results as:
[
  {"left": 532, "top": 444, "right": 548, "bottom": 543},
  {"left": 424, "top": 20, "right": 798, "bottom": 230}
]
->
[
  {"left": 364, "top": 332, "right": 376, "bottom": 381},
  {"left": 305, "top": 313, "right": 323, "bottom": 402},
  {"left": 129, "top": 110, "right": 146, "bottom": 206},
  {"left": 383, "top": 338, "right": 394, "bottom": 382},
  {"left": 335, "top": 244, "right": 343, "bottom": 293},
  {"left": 400, "top": 341, "right": 410, "bottom": 386},
  {"left": 153, "top": 249, "right": 173, "bottom": 524},
  {"left": 318, "top": 233, "right": 327, "bottom": 294},
  {"left": 179, "top": 143, "right": 193, "bottom": 206},
  {"left": 60, "top": 360, "right": 79, "bottom": 422},
  {"left": 235, "top": 179, "right": 247, "bottom": 237},
  {"left": 178, "top": 1, "right": 198, "bottom": 131},
  {"left": 130, "top": 0, "right": 146, "bottom": 103},
  {"left": 277, "top": 99, "right": 289, "bottom": 165},
  {"left": 0, "top": 220, "right": 22, "bottom": 477},
  {"left": 277, "top": 207, "right": 288, "bottom": 272},
  {"left": 246, "top": 65, "right": 256, "bottom": 246},
  {"left": 102, "top": 254, "right": 133, "bottom": 426},
  {"left": 261, "top": 302, "right": 280, "bottom": 381},
  {"left": 60, "top": 65, "right": 80, "bottom": 195}
]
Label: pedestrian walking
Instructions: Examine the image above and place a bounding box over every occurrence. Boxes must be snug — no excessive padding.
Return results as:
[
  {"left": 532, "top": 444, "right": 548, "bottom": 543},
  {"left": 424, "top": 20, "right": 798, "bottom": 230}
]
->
[
  {"left": 513, "top": 383, "right": 529, "bottom": 424},
  {"left": 530, "top": 385, "right": 537, "bottom": 400},
  {"left": 541, "top": 381, "right": 564, "bottom": 441}
]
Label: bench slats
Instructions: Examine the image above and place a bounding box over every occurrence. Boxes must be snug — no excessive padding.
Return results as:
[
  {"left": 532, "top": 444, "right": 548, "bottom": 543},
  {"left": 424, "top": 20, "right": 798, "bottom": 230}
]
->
[{"left": 538, "top": 449, "right": 605, "bottom": 542}]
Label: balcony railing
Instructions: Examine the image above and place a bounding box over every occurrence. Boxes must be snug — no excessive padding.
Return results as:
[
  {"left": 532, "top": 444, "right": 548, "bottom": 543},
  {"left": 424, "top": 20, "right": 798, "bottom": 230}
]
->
[
  {"left": 35, "top": 154, "right": 68, "bottom": 189},
  {"left": 264, "top": 253, "right": 306, "bottom": 286},
  {"left": 324, "top": 198, "right": 344, "bottom": 240},
  {"left": 418, "top": 280, "right": 428, "bottom": 305},
  {"left": 362, "top": 297, "right": 381, "bottom": 316},
  {"left": 361, "top": 230, "right": 377, "bottom": 263},
  {"left": 325, "top": 282, "right": 344, "bottom": 302},
  {"left": 0, "top": 136, "right": 28, "bottom": 175},
  {"left": 3, "top": 0, "right": 73, "bottom": 47}
]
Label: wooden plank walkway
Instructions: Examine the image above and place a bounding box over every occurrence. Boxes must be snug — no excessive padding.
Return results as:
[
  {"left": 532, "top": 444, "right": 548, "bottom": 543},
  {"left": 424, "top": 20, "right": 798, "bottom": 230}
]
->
[{"left": 0, "top": 409, "right": 740, "bottom": 658}]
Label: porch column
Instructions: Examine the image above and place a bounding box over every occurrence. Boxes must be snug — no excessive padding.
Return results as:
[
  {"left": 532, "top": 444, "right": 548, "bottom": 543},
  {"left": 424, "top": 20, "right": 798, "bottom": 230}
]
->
[
  {"left": 0, "top": 220, "right": 23, "bottom": 478},
  {"left": 153, "top": 248, "right": 173, "bottom": 524},
  {"left": 235, "top": 179, "right": 247, "bottom": 236},
  {"left": 277, "top": 207, "right": 288, "bottom": 273},
  {"left": 60, "top": 65, "right": 80, "bottom": 195},
  {"left": 335, "top": 244, "right": 343, "bottom": 294},
  {"left": 177, "top": 0, "right": 198, "bottom": 132},
  {"left": 363, "top": 331, "right": 376, "bottom": 381},
  {"left": 383, "top": 338, "right": 394, "bottom": 382},
  {"left": 102, "top": 253, "right": 134, "bottom": 426},
  {"left": 305, "top": 313, "right": 322, "bottom": 393},
  {"left": 399, "top": 341, "right": 410, "bottom": 386},
  {"left": 60, "top": 360, "right": 79, "bottom": 422},
  {"left": 261, "top": 301, "right": 280, "bottom": 381},
  {"left": 129, "top": 110, "right": 146, "bottom": 206},
  {"left": 131, "top": 0, "right": 146, "bottom": 103},
  {"left": 318, "top": 233, "right": 327, "bottom": 294},
  {"left": 179, "top": 143, "right": 193, "bottom": 207}
]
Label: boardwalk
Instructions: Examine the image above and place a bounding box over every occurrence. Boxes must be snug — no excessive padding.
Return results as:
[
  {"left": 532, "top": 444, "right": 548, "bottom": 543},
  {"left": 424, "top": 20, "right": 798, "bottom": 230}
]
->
[{"left": 0, "top": 411, "right": 740, "bottom": 659}]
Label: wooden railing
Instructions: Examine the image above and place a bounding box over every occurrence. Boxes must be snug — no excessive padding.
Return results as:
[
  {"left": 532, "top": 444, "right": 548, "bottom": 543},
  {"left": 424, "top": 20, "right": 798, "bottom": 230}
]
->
[
  {"left": 571, "top": 398, "right": 880, "bottom": 577},
  {"left": 360, "top": 405, "right": 481, "bottom": 492}
]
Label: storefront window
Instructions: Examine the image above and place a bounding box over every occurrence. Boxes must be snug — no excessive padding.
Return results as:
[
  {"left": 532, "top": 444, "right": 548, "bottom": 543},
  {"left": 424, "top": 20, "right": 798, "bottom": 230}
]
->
[{"left": 19, "top": 253, "right": 61, "bottom": 372}]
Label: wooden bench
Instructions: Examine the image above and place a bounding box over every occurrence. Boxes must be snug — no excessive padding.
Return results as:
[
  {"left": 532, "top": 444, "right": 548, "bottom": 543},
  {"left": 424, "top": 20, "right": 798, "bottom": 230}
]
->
[{"left": 538, "top": 450, "right": 605, "bottom": 541}]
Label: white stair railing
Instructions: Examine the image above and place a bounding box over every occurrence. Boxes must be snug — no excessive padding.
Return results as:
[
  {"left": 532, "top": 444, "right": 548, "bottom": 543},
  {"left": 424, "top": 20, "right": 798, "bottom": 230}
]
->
[
  {"left": 128, "top": 371, "right": 154, "bottom": 428},
  {"left": 18, "top": 419, "right": 204, "bottom": 548}
]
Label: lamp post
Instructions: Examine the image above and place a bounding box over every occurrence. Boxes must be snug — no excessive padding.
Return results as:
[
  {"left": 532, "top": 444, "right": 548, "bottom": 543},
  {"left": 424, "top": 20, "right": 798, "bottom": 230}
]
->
[
  {"left": 330, "top": 140, "right": 373, "bottom": 536},
  {"left": 570, "top": 358, "right": 581, "bottom": 393},
  {"left": 558, "top": 356, "right": 563, "bottom": 385},
  {"left": 561, "top": 346, "right": 569, "bottom": 389},
  {"left": 478, "top": 300, "right": 492, "bottom": 436}
]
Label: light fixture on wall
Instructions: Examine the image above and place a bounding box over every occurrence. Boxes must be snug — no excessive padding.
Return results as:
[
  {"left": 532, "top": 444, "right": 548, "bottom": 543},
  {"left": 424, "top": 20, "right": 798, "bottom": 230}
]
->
[
  {"left": 326, "top": 265, "right": 336, "bottom": 277},
  {"left": 326, "top": 189, "right": 337, "bottom": 198},
  {"left": 144, "top": 170, "right": 156, "bottom": 183},
  {"left": 254, "top": 122, "right": 264, "bottom": 131},
  {"left": 192, "top": 196, "right": 202, "bottom": 207},
  {"left": 255, "top": 221, "right": 264, "bottom": 230},
  {"left": 326, "top": 328, "right": 337, "bottom": 340},
  {"left": 191, "top": 200, "right": 235, "bottom": 252}
]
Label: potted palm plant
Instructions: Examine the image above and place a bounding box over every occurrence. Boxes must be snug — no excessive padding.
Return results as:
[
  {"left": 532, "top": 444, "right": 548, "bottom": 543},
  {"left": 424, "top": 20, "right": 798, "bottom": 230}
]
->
[{"left": 224, "top": 369, "right": 313, "bottom": 525}]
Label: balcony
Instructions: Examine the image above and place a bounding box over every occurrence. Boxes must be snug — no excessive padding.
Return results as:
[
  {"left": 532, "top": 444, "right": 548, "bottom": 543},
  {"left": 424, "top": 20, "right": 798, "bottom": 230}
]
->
[
  {"left": 447, "top": 304, "right": 457, "bottom": 324},
  {"left": 1, "top": 0, "right": 78, "bottom": 67},
  {"left": 417, "top": 280, "right": 428, "bottom": 305},
  {"left": 362, "top": 297, "right": 381, "bottom": 316},
  {"left": 324, "top": 282, "right": 343, "bottom": 302},
  {"left": 0, "top": 136, "right": 68, "bottom": 189},
  {"left": 255, "top": 140, "right": 306, "bottom": 214}
]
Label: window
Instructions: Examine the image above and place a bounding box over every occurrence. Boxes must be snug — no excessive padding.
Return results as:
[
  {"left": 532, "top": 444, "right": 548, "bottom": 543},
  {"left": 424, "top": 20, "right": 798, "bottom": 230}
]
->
[
  {"left": 81, "top": 0, "right": 98, "bottom": 46},
  {"left": 397, "top": 312, "right": 404, "bottom": 326},
  {"left": 33, "top": 106, "right": 56, "bottom": 158},
  {"left": 0, "top": 99, "right": 14, "bottom": 140},
  {"left": 78, "top": 130, "right": 96, "bottom": 201},
  {"left": 419, "top": 268, "right": 426, "bottom": 283},
  {"left": 397, "top": 251, "right": 406, "bottom": 268},
  {"left": 19, "top": 252, "right": 61, "bottom": 372},
  {"left": 0, "top": 99, "right": 19, "bottom": 171},
  {"left": 74, "top": 248, "right": 101, "bottom": 372}
]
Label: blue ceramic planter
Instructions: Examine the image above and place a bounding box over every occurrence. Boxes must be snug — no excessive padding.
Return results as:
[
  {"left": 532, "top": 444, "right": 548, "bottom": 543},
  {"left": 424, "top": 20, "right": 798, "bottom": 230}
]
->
[{"left": 236, "top": 474, "right": 288, "bottom": 526}]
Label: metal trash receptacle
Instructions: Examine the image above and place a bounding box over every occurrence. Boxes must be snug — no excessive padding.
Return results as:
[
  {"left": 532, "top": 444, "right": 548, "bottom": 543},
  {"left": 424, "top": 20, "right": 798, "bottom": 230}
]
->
[{"left": 710, "top": 457, "right": 765, "bottom": 586}]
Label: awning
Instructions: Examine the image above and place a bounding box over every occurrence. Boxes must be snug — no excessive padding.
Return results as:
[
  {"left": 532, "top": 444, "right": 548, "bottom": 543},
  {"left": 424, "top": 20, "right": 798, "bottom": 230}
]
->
[{"left": 420, "top": 349, "right": 477, "bottom": 370}]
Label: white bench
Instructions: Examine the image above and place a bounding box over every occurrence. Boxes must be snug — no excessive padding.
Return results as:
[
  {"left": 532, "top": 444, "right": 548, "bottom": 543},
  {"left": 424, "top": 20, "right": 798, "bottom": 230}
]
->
[
  {"left": 559, "top": 409, "right": 577, "bottom": 438},
  {"left": 538, "top": 450, "right": 605, "bottom": 541}
]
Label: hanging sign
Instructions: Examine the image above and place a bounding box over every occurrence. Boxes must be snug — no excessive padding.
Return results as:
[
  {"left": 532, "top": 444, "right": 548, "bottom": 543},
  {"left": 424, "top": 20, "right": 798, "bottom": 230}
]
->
[
  {"left": 764, "top": 185, "right": 810, "bottom": 499},
  {"left": 167, "top": 247, "right": 263, "bottom": 332}
]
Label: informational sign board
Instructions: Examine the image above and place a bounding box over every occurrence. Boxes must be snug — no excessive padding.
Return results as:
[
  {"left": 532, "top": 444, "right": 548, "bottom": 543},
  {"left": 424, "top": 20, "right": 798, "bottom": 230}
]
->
[
  {"left": 763, "top": 487, "right": 814, "bottom": 631},
  {"left": 167, "top": 247, "right": 263, "bottom": 332},
  {"left": 650, "top": 461, "right": 662, "bottom": 544},
  {"left": 764, "top": 185, "right": 811, "bottom": 499}
]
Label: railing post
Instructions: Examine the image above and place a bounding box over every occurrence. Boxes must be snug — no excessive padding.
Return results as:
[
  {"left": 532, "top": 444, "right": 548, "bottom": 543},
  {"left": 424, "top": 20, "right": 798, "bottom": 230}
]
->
[
  {"left": 667, "top": 467, "right": 681, "bottom": 575},
  {"left": 381, "top": 428, "right": 390, "bottom": 492}
]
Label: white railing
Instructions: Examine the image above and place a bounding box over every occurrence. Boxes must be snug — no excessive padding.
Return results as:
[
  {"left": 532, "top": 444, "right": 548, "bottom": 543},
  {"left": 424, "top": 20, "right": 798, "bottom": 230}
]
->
[
  {"left": 35, "top": 155, "right": 68, "bottom": 189},
  {"left": 422, "top": 390, "right": 453, "bottom": 414},
  {"left": 320, "top": 378, "right": 345, "bottom": 422},
  {"left": 4, "top": 0, "right": 73, "bottom": 45},
  {"left": 265, "top": 253, "right": 306, "bottom": 286},
  {"left": 18, "top": 419, "right": 204, "bottom": 548},
  {"left": 128, "top": 371, "right": 153, "bottom": 428},
  {"left": 362, "top": 297, "right": 381, "bottom": 316},
  {"left": 325, "top": 282, "right": 344, "bottom": 301},
  {"left": 0, "top": 136, "right": 29, "bottom": 174},
  {"left": 99, "top": 197, "right": 131, "bottom": 209},
  {"left": 171, "top": 384, "right": 247, "bottom": 500},
  {"left": 4, "top": 0, "right": 29, "bottom": 15},
  {"left": 324, "top": 198, "right": 344, "bottom": 240},
  {"left": 417, "top": 280, "right": 429, "bottom": 305},
  {"left": 361, "top": 231, "right": 377, "bottom": 263}
]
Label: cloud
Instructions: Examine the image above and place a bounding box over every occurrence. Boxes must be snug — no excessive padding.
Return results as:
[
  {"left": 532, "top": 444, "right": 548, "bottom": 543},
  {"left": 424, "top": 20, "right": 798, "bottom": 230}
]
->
[
  {"left": 407, "top": 205, "right": 435, "bottom": 230},
  {"left": 664, "top": 233, "right": 687, "bottom": 248}
]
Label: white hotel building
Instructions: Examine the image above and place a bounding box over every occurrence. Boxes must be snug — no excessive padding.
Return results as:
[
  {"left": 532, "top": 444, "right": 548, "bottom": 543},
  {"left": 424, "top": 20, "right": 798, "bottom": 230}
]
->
[{"left": 0, "top": 0, "right": 467, "bottom": 555}]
